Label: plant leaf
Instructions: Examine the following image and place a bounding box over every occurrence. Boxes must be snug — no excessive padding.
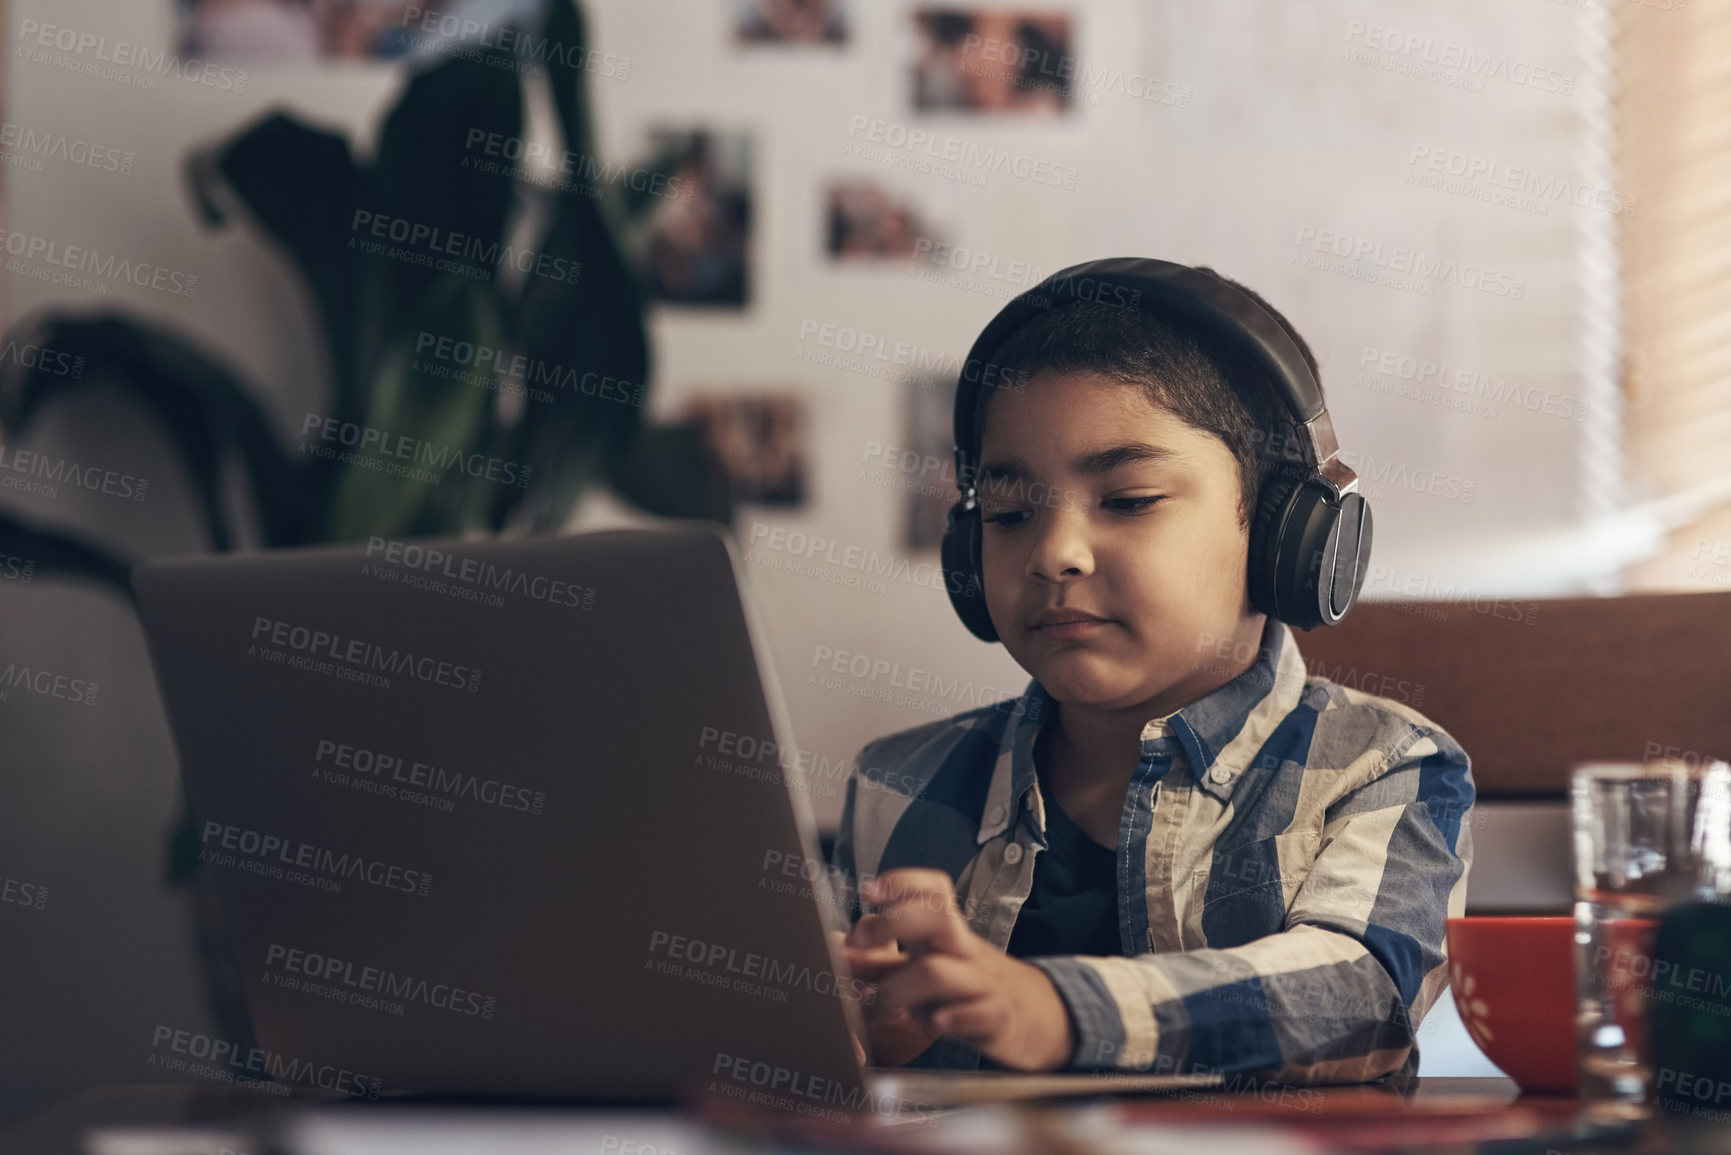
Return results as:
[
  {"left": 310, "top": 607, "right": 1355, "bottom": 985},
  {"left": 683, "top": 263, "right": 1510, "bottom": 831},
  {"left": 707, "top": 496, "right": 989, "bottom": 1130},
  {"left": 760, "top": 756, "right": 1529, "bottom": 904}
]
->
[
  {"left": 185, "top": 112, "right": 367, "bottom": 430},
  {"left": 322, "top": 274, "right": 508, "bottom": 541},
  {"left": 362, "top": 49, "right": 523, "bottom": 353},
  {"left": 321, "top": 49, "right": 525, "bottom": 540},
  {"left": 541, "top": 0, "right": 597, "bottom": 167},
  {"left": 0, "top": 313, "right": 309, "bottom": 549},
  {"left": 499, "top": 184, "right": 658, "bottom": 531}
]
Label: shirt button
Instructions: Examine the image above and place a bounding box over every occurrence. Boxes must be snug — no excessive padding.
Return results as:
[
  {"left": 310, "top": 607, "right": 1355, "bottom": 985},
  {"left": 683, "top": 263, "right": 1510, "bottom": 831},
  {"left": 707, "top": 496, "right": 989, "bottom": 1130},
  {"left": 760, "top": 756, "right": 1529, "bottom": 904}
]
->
[
  {"left": 1003, "top": 842, "right": 1024, "bottom": 864},
  {"left": 988, "top": 804, "right": 1007, "bottom": 825},
  {"left": 1209, "top": 765, "right": 1232, "bottom": 785}
]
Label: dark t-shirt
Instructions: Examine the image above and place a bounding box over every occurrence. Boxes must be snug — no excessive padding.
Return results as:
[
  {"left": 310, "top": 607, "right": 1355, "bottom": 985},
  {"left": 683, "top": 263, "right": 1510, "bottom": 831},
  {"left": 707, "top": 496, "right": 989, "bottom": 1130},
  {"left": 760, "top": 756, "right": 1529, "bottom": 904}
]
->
[{"left": 1004, "top": 742, "right": 1121, "bottom": 960}]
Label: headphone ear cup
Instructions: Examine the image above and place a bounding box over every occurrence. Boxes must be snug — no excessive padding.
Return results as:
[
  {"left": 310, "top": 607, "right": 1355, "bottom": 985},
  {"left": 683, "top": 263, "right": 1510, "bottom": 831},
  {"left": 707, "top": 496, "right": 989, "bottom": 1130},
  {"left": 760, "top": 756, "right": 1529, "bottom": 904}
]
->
[
  {"left": 1247, "top": 470, "right": 1300, "bottom": 620},
  {"left": 1324, "top": 491, "right": 1372, "bottom": 623},
  {"left": 1267, "top": 480, "right": 1372, "bottom": 630},
  {"left": 941, "top": 503, "right": 998, "bottom": 643},
  {"left": 1275, "top": 483, "right": 1339, "bottom": 630},
  {"left": 1248, "top": 470, "right": 1373, "bottom": 629}
]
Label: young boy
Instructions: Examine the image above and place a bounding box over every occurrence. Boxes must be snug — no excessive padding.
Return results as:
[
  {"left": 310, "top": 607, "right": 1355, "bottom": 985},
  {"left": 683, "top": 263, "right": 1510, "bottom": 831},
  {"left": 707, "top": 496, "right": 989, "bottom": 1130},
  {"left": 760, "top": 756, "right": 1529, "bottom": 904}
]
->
[{"left": 827, "top": 266, "right": 1474, "bottom": 1083}]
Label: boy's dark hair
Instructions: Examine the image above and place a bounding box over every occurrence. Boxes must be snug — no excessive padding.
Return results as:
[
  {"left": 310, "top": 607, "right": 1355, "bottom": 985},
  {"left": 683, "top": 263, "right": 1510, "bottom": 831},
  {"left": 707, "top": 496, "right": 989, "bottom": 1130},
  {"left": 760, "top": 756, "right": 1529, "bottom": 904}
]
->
[{"left": 975, "top": 270, "right": 1321, "bottom": 529}]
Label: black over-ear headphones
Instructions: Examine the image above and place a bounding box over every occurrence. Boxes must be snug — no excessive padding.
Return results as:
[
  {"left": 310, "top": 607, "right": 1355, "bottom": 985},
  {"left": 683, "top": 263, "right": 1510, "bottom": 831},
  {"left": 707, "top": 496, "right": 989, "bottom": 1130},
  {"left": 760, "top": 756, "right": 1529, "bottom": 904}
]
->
[{"left": 939, "top": 256, "right": 1372, "bottom": 642}]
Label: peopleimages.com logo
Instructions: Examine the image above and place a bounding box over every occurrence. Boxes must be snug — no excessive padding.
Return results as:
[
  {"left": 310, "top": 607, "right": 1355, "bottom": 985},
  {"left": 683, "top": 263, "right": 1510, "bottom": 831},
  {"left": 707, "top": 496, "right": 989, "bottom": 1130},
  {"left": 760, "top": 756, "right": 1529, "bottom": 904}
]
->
[
  {"left": 264, "top": 943, "right": 497, "bottom": 1018},
  {"left": 1, "top": 873, "right": 48, "bottom": 911},
  {"left": 312, "top": 737, "right": 548, "bottom": 816},
  {"left": 349, "top": 210, "right": 579, "bottom": 284},
  {"left": 15, "top": 19, "right": 249, "bottom": 93},
  {"left": 710, "top": 1053, "right": 940, "bottom": 1123},
  {"left": 0, "top": 660, "right": 98, "bottom": 706},
  {"left": 299, "top": 413, "right": 533, "bottom": 489},
  {"left": 398, "top": 5, "right": 631, "bottom": 80},
  {"left": 249, "top": 616, "right": 484, "bottom": 693},
  {"left": 150, "top": 1024, "right": 382, "bottom": 1098},
  {"left": 364, "top": 536, "right": 597, "bottom": 611},
  {"left": 199, "top": 820, "right": 433, "bottom": 897},
  {"left": 0, "top": 120, "right": 135, "bottom": 174},
  {"left": 0, "top": 227, "right": 198, "bottom": 297}
]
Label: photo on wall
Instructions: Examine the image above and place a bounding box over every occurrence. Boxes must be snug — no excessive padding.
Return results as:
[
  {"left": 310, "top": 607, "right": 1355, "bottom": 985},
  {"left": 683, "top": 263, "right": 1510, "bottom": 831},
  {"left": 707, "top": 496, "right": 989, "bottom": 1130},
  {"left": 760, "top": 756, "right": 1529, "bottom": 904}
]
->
[
  {"left": 907, "top": 7, "right": 1075, "bottom": 116},
  {"left": 734, "top": 0, "right": 849, "bottom": 46},
  {"left": 902, "top": 374, "right": 960, "bottom": 551},
  {"left": 685, "top": 394, "right": 809, "bottom": 508},
  {"left": 176, "top": 0, "right": 430, "bottom": 63},
  {"left": 822, "top": 176, "right": 950, "bottom": 262},
  {"left": 626, "top": 128, "right": 753, "bottom": 308}
]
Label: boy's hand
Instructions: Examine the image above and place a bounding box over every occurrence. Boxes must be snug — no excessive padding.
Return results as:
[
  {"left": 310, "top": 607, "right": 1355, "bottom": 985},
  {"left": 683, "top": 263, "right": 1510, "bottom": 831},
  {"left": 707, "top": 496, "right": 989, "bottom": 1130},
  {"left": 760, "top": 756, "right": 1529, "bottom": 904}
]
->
[
  {"left": 848, "top": 868, "right": 1077, "bottom": 1072},
  {"left": 836, "top": 920, "right": 944, "bottom": 1067},
  {"left": 829, "top": 927, "right": 939, "bottom": 1066}
]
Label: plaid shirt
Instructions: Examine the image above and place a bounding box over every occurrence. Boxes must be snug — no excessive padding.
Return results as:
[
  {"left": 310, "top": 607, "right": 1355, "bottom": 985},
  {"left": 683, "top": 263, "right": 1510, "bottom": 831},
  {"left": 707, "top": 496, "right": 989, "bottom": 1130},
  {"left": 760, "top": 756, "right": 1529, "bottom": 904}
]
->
[{"left": 828, "top": 614, "right": 1474, "bottom": 1083}]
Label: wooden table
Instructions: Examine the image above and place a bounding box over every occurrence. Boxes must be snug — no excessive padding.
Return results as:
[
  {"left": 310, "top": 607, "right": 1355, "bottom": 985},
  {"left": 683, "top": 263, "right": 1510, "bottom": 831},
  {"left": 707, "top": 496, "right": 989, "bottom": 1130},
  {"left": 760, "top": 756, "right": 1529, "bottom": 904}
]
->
[{"left": 0, "top": 1077, "right": 1661, "bottom": 1155}]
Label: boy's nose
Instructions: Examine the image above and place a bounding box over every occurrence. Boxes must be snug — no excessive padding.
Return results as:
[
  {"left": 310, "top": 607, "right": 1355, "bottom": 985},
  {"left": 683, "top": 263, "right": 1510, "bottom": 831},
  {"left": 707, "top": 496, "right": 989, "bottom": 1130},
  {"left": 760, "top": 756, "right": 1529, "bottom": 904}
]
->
[{"left": 1024, "top": 514, "right": 1095, "bottom": 582}]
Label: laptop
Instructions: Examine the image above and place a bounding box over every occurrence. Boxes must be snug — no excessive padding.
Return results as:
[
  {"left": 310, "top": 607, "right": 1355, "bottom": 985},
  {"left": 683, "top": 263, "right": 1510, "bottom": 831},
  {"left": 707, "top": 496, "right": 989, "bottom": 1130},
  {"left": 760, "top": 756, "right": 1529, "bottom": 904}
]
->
[{"left": 133, "top": 522, "right": 1218, "bottom": 1119}]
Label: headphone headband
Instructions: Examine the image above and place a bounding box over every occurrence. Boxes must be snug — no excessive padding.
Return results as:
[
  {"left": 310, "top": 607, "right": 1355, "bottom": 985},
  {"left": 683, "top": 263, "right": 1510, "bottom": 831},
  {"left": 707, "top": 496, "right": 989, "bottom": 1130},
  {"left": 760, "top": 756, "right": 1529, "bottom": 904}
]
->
[{"left": 951, "top": 257, "right": 1356, "bottom": 506}]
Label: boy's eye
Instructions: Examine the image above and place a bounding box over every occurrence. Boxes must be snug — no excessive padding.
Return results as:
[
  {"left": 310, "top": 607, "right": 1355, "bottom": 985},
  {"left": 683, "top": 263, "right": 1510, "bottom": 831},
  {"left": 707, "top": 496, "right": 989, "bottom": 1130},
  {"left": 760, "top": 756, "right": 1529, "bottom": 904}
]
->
[{"left": 981, "top": 496, "right": 1162, "bottom": 527}]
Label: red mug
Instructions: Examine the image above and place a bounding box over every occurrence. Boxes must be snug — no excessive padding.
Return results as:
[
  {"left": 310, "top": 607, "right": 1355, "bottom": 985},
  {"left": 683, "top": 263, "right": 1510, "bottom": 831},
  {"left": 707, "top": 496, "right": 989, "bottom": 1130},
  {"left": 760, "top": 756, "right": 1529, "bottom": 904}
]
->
[{"left": 1445, "top": 916, "right": 1578, "bottom": 1094}]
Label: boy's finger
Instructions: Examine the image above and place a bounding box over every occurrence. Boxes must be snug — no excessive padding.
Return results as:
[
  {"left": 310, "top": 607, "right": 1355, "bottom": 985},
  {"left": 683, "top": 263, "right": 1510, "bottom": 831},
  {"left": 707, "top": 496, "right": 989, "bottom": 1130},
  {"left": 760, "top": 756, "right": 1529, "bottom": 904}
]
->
[
  {"left": 846, "top": 913, "right": 898, "bottom": 950},
  {"left": 876, "top": 953, "right": 985, "bottom": 1021},
  {"left": 844, "top": 948, "right": 903, "bottom": 983},
  {"left": 924, "top": 995, "right": 999, "bottom": 1044},
  {"left": 874, "top": 903, "right": 969, "bottom": 958},
  {"left": 862, "top": 868, "right": 958, "bottom": 911}
]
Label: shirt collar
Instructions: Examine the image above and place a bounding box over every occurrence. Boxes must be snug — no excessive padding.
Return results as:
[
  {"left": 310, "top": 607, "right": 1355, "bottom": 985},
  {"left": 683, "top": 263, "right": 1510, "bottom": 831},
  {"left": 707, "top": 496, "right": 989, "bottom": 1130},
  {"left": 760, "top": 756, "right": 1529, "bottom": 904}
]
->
[{"left": 975, "top": 616, "right": 1308, "bottom": 844}]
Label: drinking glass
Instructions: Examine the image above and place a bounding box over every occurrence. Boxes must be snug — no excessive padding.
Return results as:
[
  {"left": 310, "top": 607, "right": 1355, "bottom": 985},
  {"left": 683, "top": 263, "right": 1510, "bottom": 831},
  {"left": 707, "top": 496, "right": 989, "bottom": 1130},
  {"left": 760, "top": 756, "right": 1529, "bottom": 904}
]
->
[{"left": 1573, "top": 758, "right": 1731, "bottom": 1120}]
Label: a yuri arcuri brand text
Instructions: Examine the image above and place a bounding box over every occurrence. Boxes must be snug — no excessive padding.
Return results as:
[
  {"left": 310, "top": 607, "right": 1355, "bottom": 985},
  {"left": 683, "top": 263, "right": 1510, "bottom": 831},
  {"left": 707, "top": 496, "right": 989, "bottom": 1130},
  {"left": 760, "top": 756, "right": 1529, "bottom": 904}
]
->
[
  {"left": 412, "top": 332, "right": 644, "bottom": 408},
  {"left": 399, "top": 6, "right": 631, "bottom": 79},
  {"left": 349, "top": 210, "right": 579, "bottom": 284},
  {"left": 249, "top": 616, "right": 483, "bottom": 693},
  {"left": 150, "top": 1025, "right": 383, "bottom": 1098},
  {"left": 265, "top": 942, "right": 497, "bottom": 1018},
  {"left": 1342, "top": 20, "right": 1575, "bottom": 95},
  {"left": 647, "top": 930, "right": 872, "bottom": 1004},
  {"left": 1406, "top": 144, "right": 1636, "bottom": 218},
  {"left": 1355, "top": 344, "right": 1587, "bottom": 423},
  {"left": 807, "top": 645, "right": 1036, "bottom": 720},
  {"left": 1293, "top": 225, "right": 1524, "bottom": 300},
  {"left": 0, "top": 120, "right": 134, "bottom": 174},
  {"left": 313, "top": 737, "right": 547, "bottom": 816},
  {"left": 15, "top": 18, "right": 248, "bottom": 93},
  {"left": 200, "top": 820, "right": 432, "bottom": 897},
  {"left": 0, "top": 440, "right": 147, "bottom": 502},
  {"left": 710, "top": 1052, "right": 940, "bottom": 1123},
  {"left": 844, "top": 115, "right": 1078, "bottom": 190},
  {"left": 300, "top": 413, "right": 532, "bottom": 489},
  {"left": 0, "top": 227, "right": 197, "bottom": 297},
  {"left": 746, "top": 524, "right": 965, "bottom": 596},
  {"left": 364, "top": 536, "right": 596, "bottom": 610},
  {"left": 462, "top": 131, "right": 687, "bottom": 200}
]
